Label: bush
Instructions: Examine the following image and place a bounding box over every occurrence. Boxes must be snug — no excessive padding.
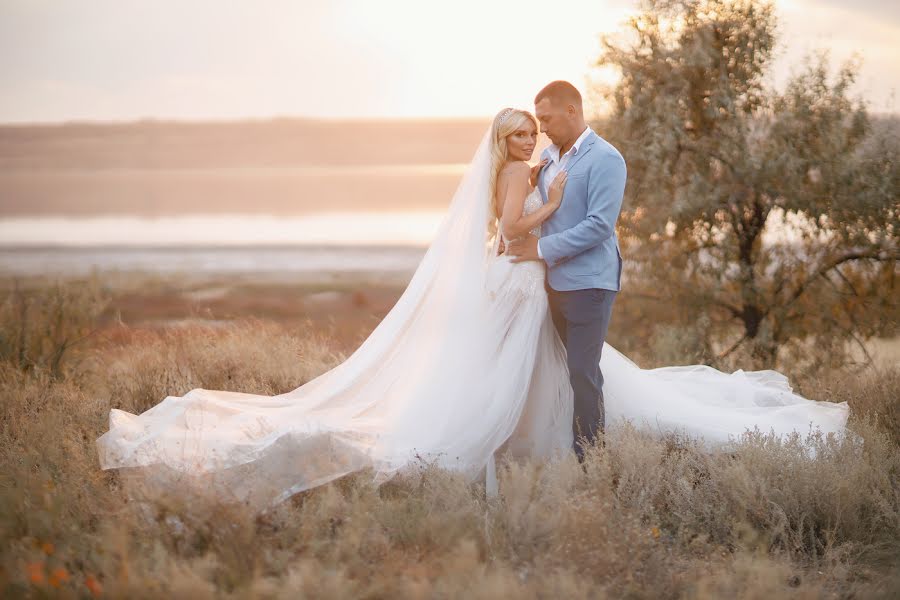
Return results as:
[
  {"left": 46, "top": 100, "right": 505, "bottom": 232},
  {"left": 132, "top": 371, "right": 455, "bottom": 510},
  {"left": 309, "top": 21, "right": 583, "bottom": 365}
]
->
[{"left": 1, "top": 299, "right": 898, "bottom": 597}]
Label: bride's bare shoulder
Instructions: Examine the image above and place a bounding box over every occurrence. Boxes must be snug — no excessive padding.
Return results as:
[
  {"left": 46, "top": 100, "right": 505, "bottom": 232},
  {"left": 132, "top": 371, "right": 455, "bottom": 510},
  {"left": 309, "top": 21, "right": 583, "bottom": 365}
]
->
[{"left": 498, "top": 160, "right": 530, "bottom": 182}]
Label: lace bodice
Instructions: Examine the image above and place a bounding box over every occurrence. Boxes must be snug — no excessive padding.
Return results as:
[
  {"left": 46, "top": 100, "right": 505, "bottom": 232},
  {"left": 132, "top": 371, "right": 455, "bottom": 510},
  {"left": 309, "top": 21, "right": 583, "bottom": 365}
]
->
[{"left": 501, "top": 188, "right": 543, "bottom": 244}]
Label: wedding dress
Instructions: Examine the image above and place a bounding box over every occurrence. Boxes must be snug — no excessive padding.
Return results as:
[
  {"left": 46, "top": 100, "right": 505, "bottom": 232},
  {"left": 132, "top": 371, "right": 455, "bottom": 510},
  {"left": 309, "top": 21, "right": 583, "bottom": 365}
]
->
[
  {"left": 96, "top": 124, "right": 849, "bottom": 510},
  {"left": 96, "top": 127, "right": 573, "bottom": 509}
]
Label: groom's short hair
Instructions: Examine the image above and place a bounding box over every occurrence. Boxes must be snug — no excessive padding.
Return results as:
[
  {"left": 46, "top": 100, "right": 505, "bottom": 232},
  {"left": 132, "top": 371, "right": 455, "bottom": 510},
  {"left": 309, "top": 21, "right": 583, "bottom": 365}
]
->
[{"left": 535, "top": 81, "right": 583, "bottom": 110}]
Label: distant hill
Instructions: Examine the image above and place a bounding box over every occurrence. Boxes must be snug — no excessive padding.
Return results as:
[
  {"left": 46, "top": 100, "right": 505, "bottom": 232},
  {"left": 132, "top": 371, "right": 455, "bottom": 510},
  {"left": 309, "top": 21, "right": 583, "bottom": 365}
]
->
[{"left": 0, "top": 118, "right": 490, "bottom": 216}]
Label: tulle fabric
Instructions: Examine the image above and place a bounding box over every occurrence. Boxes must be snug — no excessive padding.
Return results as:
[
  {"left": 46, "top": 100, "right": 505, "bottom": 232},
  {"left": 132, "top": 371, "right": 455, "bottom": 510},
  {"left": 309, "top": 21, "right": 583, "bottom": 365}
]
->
[
  {"left": 96, "top": 124, "right": 850, "bottom": 511},
  {"left": 96, "top": 127, "right": 574, "bottom": 509},
  {"left": 601, "top": 346, "right": 849, "bottom": 447}
]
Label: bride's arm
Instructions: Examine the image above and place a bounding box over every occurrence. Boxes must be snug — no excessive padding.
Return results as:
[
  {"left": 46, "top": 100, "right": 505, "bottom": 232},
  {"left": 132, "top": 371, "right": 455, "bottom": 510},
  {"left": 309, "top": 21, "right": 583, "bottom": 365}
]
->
[{"left": 499, "top": 163, "right": 565, "bottom": 240}]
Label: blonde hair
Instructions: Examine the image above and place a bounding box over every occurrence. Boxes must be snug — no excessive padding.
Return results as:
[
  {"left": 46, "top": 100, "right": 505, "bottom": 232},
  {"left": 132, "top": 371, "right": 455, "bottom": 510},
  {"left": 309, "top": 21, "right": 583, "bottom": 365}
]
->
[{"left": 487, "top": 107, "right": 539, "bottom": 240}]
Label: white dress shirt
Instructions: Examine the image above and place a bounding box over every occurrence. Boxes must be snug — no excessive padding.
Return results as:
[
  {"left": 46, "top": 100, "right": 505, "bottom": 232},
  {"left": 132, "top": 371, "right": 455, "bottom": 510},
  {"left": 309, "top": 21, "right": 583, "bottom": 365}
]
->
[{"left": 537, "top": 125, "right": 593, "bottom": 260}]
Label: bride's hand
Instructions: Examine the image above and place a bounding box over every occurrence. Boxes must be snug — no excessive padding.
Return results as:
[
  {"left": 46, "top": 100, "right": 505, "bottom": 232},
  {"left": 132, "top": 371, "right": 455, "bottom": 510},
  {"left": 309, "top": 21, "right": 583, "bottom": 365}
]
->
[{"left": 548, "top": 170, "right": 568, "bottom": 207}]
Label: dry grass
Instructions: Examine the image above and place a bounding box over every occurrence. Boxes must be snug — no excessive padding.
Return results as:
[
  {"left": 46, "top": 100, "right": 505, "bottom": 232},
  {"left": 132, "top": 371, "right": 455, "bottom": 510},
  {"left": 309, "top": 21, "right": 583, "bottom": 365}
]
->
[{"left": 1, "top": 275, "right": 898, "bottom": 598}]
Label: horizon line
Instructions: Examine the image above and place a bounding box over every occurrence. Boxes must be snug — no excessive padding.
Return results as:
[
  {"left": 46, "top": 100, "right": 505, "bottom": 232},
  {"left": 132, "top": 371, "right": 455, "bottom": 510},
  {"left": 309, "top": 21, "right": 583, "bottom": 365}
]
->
[
  {"left": 0, "top": 114, "right": 500, "bottom": 128},
  {"left": 2, "top": 108, "right": 897, "bottom": 129}
]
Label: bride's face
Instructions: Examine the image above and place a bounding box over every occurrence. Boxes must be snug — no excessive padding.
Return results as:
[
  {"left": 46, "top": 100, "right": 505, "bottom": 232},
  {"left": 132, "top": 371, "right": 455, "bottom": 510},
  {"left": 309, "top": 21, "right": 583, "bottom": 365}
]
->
[{"left": 505, "top": 119, "right": 538, "bottom": 162}]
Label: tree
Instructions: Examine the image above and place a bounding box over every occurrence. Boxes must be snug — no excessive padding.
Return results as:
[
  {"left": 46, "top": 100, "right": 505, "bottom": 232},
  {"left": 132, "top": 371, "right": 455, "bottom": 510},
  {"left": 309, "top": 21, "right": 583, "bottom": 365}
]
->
[{"left": 595, "top": 0, "right": 898, "bottom": 370}]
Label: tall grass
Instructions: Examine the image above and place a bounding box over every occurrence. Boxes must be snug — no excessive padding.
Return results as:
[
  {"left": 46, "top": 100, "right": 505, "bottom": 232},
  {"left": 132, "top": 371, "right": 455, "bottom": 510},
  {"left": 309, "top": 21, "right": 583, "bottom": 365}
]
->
[{"left": 1, "top": 275, "right": 898, "bottom": 598}]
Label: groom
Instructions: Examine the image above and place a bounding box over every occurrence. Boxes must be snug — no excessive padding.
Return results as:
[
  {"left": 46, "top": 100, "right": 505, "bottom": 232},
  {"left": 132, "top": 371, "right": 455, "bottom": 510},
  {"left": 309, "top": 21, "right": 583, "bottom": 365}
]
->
[{"left": 508, "top": 80, "right": 627, "bottom": 462}]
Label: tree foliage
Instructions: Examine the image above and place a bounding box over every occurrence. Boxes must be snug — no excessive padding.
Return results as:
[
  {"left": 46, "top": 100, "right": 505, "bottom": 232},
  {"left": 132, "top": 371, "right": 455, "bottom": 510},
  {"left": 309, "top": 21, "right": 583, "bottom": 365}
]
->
[{"left": 596, "top": 0, "right": 898, "bottom": 369}]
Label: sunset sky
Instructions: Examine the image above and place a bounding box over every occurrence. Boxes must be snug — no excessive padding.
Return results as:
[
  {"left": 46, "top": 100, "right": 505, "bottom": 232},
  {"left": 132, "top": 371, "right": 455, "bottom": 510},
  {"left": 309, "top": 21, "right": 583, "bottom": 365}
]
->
[{"left": 1, "top": 0, "right": 898, "bottom": 123}]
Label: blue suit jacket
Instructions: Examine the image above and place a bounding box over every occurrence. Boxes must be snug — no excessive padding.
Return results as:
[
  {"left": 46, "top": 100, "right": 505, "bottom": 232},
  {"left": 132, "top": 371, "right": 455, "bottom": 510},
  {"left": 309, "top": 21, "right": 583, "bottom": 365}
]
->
[{"left": 536, "top": 130, "right": 626, "bottom": 292}]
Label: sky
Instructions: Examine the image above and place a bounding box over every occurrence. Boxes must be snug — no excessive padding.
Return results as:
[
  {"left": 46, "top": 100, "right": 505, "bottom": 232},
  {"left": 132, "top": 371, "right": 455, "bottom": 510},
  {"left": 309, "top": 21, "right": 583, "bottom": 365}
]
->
[{"left": 0, "top": 0, "right": 897, "bottom": 123}]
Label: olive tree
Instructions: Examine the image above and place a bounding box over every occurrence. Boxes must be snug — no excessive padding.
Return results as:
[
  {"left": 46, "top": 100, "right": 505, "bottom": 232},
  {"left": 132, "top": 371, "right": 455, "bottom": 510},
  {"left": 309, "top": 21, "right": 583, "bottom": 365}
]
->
[{"left": 596, "top": 0, "right": 898, "bottom": 369}]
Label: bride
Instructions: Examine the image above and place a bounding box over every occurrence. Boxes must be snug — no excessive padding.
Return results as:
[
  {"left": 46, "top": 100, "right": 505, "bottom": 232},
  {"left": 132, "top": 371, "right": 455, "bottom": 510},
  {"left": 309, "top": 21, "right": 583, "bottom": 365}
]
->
[{"left": 96, "top": 108, "right": 850, "bottom": 509}]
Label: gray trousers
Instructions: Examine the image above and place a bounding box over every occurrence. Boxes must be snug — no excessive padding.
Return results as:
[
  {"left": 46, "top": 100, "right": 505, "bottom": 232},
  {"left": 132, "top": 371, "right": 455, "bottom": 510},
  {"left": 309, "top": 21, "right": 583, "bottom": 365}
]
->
[{"left": 546, "top": 285, "right": 617, "bottom": 461}]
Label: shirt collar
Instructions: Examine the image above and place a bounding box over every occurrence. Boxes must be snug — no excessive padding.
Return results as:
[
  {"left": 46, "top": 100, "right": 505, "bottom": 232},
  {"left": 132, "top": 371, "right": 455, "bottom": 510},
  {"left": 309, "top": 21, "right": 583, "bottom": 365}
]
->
[{"left": 546, "top": 125, "right": 593, "bottom": 163}]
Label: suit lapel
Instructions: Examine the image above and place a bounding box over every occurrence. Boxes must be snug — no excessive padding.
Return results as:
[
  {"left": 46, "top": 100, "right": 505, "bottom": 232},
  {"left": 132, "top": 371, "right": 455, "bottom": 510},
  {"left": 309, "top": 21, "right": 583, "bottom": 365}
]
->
[
  {"left": 563, "top": 132, "right": 597, "bottom": 174},
  {"left": 537, "top": 147, "right": 552, "bottom": 203},
  {"left": 536, "top": 131, "right": 596, "bottom": 204}
]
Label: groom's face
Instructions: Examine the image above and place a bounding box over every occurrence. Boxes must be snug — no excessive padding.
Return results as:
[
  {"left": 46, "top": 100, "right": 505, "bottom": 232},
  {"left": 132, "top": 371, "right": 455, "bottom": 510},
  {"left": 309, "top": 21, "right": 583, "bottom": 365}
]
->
[{"left": 534, "top": 97, "right": 574, "bottom": 146}]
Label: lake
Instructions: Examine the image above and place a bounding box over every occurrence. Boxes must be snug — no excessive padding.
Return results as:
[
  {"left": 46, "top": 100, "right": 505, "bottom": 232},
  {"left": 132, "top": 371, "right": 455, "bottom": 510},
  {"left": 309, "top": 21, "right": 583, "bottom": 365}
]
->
[{"left": 0, "top": 213, "right": 442, "bottom": 277}]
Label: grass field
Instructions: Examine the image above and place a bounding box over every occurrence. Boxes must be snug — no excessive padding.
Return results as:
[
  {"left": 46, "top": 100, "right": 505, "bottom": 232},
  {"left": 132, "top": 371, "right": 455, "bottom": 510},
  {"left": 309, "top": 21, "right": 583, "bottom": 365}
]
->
[{"left": 1, "top": 271, "right": 898, "bottom": 598}]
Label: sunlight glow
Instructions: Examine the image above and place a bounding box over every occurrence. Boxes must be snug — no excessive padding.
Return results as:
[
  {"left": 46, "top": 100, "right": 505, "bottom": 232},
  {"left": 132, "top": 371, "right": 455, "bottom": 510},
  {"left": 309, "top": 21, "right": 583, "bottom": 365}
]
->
[{"left": 0, "top": 1, "right": 896, "bottom": 122}]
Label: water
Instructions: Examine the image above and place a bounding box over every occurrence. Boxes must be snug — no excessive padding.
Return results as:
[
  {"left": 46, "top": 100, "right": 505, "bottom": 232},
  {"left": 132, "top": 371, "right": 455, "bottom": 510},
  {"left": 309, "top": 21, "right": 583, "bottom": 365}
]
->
[
  {"left": 0, "top": 244, "right": 429, "bottom": 277},
  {"left": 0, "top": 212, "right": 443, "bottom": 276},
  {"left": 0, "top": 207, "right": 813, "bottom": 278},
  {"left": 0, "top": 212, "right": 445, "bottom": 247}
]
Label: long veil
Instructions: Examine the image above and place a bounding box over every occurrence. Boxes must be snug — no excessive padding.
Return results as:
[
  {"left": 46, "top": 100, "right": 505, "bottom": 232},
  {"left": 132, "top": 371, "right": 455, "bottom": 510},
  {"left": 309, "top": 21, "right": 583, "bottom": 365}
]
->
[{"left": 97, "top": 125, "right": 511, "bottom": 509}]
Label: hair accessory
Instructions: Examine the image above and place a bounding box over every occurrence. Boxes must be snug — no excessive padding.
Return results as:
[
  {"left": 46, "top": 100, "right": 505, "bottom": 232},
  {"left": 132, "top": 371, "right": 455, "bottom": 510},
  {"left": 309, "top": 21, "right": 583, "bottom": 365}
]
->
[{"left": 498, "top": 108, "right": 515, "bottom": 124}]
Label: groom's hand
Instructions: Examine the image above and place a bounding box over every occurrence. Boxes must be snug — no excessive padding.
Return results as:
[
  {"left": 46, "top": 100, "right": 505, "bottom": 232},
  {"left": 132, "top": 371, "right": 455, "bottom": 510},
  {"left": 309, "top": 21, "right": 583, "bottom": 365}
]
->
[{"left": 508, "top": 235, "right": 540, "bottom": 263}]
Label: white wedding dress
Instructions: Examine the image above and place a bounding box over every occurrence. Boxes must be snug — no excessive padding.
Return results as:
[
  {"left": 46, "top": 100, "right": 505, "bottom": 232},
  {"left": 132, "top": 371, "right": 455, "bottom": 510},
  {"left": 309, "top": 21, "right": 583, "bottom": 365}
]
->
[{"left": 96, "top": 126, "right": 849, "bottom": 510}]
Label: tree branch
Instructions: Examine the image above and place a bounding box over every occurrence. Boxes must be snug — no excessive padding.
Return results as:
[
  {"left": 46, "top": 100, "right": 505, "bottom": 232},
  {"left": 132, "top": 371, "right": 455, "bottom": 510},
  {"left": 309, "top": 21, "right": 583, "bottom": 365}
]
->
[
  {"left": 711, "top": 298, "right": 744, "bottom": 319},
  {"left": 776, "top": 249, "right": 898, "bottom": 315},
  {"left": 717, "top": 332, "right": 749, "bottom": 360}
]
